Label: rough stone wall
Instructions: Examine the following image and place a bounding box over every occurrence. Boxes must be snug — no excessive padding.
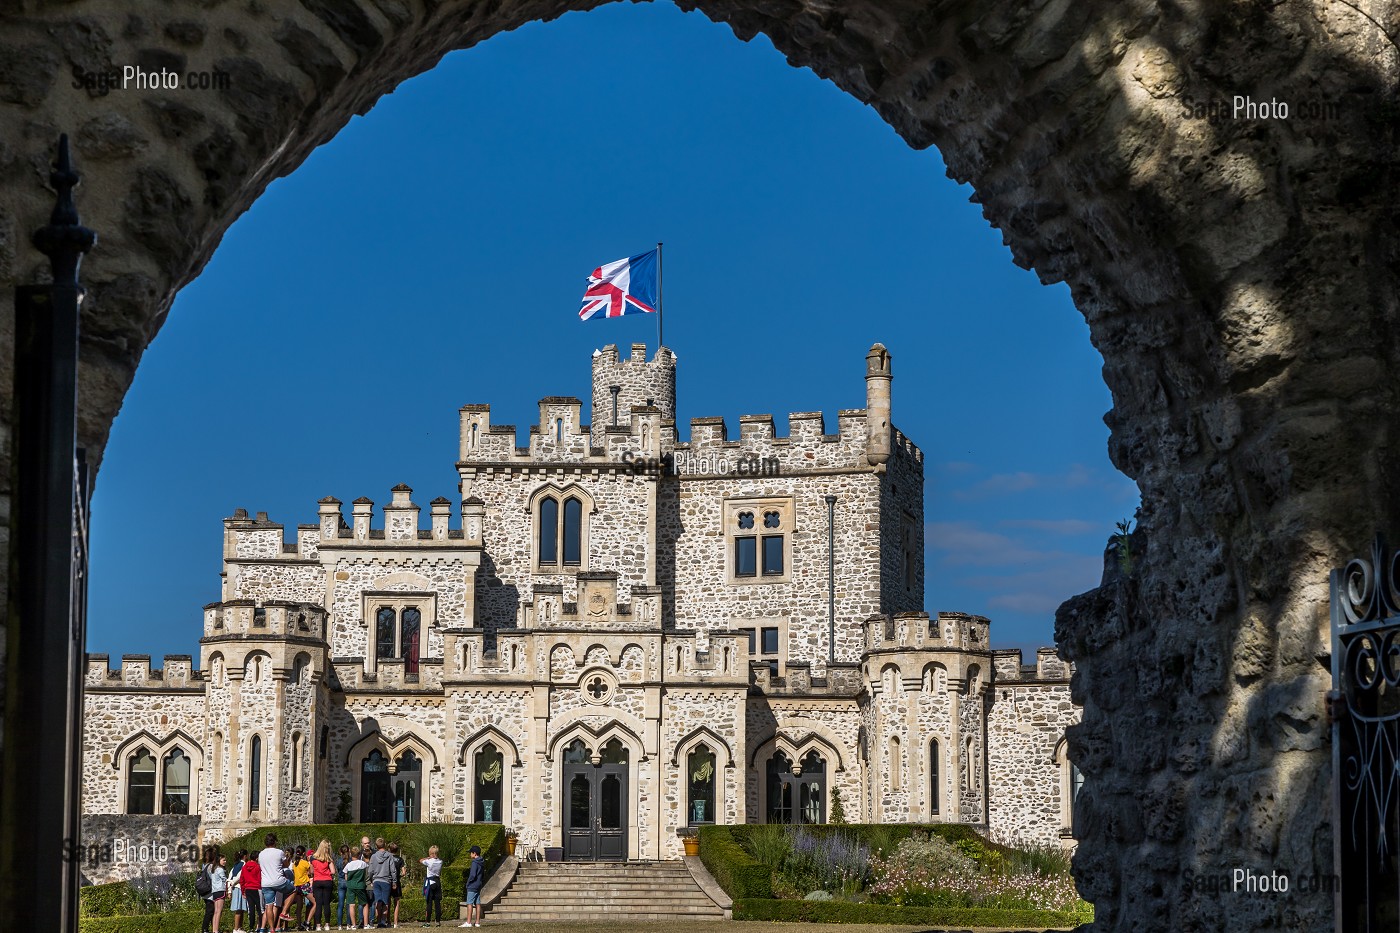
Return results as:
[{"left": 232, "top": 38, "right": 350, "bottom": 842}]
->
[
  {"left": 327, "top": 555, "right": 468, "bottom": 659},
  {"left": 81, "top": 681, "right": 206, "bottom": 815},
  {"left": 986, "top": 680, "right": 1077, "bottom": 847},
  {"left": 957, "top": 688, "right": 986, "bottom": 824},
  {"left": 464, "top": 470, "right": 652, "bottom": 633},
  {"left": 77, "top": 814, "right": 203, "bottom": 885},
  {"left": 231, "top": 562, "right": 323, "bottom": 604},
  {"left": 745, "top": 699, "right": 861, "bottom": 824},
  {"left": 661, "top": 687, "right": 746, "bottom": 847},
  {"left": 589, "top": 344, "right": 676, "bottom": 446},
  {"left": 879, "top": 432, "right": 924, "bottom": 614},
  {"left": 661, "top": 467, "right": 883, "bottom": 665}
]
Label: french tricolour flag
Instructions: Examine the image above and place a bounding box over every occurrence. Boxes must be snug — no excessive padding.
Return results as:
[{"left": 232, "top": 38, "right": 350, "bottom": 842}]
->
[{"left": 579, "top": 249, "right": 659, "bottom": 321}]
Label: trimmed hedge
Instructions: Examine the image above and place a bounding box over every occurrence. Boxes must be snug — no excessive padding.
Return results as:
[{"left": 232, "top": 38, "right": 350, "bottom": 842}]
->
[
  {"left": 697, "top": 825, "right": 772, "bottom": 898},
  {"left": 80, "top": 823, "right": 497, "bottom": 931},
  {"left": 80, "top": 899, "right": 464, "bottom": 932},
  {"left": 733, "top": 897, "right": 1085, "bottom": 927},
  {"left": 217, "top": 822, "right": 503, "bottom": 903}
]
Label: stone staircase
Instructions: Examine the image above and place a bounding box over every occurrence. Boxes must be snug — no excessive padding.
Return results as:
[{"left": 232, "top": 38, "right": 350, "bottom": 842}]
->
[{"left": 485, "top": 860, "right": 727, "bottom": 922}]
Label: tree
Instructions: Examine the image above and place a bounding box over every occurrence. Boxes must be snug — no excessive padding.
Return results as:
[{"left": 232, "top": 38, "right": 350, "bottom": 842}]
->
[{"left": 829, "top": 785, "right": 847, "bottom": 824}]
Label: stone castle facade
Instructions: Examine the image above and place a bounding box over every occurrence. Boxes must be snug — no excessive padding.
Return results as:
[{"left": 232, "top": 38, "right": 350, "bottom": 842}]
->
[{"left": 82, "top": 343, "right": 1080, "bottom": 862}]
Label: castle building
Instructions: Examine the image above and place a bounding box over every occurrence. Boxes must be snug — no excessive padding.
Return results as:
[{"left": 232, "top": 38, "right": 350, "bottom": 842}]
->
[{"left": 82, "top": 343, "right": 1080, "bottom": 863}]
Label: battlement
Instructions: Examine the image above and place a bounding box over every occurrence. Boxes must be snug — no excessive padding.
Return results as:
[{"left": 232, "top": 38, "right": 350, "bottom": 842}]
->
[
  {"left": 457, "top": 400, "right": 659, "bottom": 466},
  {"left": 85, "top": 654, "right": 201, "bottom": 690},
  {"left": 314, "top": 487, "right": 480, "bottom": 548},
  {"left": 863, "top": 611, "right": 993, "bottom": 652},
  {"left": 203, "top": 600, "right": 329, "bottom": 640},
  {"left": 992, "top": 647, "right": 1073, "bottom": 682},
  {"left": 224, "top": 509, "right": 300, "bottom": 560}
]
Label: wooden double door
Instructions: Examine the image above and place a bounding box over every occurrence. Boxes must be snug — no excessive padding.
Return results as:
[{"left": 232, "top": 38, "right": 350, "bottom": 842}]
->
[{"left": 562, "top": 738, "right": 629, "bottom": 861}]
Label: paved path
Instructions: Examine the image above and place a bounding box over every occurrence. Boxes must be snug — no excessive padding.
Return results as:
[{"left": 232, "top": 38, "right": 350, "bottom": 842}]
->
[{"left": 384, "top": 922, "right": 1074, "bottom": 932}]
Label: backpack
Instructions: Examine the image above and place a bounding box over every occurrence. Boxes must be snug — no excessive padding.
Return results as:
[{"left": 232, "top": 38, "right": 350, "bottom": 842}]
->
[{"left": 194, "top": 866, "right": 213, "bottom": 897}]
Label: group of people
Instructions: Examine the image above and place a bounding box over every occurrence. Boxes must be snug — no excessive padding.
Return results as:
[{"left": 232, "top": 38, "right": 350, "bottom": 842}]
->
[{"left": 197, "top": 832, "right": 483, "bottom": 931}]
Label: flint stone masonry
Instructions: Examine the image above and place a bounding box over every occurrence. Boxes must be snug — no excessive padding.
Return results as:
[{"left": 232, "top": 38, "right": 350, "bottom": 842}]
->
[
  {"left": 81, "top": 343, "right": 1079, "bottom": 871},
  {"left": 77, "top": 814, "right": 204, "bottom": 886}
]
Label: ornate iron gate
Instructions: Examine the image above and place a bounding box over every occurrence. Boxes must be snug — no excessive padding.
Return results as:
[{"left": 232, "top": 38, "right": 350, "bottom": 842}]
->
[{"left": 1331, "top": 536, "right": 1400, "bottom": 930}]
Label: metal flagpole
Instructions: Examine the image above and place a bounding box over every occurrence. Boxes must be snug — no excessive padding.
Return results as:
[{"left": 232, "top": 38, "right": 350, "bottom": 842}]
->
[{"left": 656, "top": 241, "right": 664, "bottom": 349}]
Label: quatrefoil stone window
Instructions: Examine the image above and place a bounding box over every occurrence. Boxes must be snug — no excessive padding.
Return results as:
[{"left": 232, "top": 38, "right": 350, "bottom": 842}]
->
[{"left": 580, "top": 669, "right": 618, "bottom": 705}]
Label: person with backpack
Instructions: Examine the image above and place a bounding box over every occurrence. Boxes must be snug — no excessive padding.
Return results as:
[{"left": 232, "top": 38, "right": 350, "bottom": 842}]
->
[{"left": 200, "top": 850, "right": 228, "bottom": 933}]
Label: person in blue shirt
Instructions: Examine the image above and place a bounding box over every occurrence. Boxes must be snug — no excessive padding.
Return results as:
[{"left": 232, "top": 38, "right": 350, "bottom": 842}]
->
[{"left": 459, "top": 846, "right": 485, "bottom": 928}]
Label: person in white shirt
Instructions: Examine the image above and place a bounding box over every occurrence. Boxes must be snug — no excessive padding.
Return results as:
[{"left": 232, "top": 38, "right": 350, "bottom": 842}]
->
[
  {"left": 420, "top": 846, "right": 444, "bottom": 925},
  {"left": 258, "top": 833, "right": 292, "bottom": 932}
]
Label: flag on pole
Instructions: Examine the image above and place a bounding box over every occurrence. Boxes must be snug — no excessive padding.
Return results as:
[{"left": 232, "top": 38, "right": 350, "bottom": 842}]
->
[{"left": 579, "top": 249, "right": 659, "bottom": 321}]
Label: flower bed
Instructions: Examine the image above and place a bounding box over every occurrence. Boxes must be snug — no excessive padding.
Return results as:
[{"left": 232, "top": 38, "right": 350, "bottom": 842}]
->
[{"left": 698, "top": 823, "right": 1092, "bottom": 928}]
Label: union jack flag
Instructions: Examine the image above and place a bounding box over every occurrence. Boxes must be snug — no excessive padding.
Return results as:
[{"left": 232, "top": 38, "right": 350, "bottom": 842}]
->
[{"left": 579, "top": 249, "right": 659, "bottom": 321}]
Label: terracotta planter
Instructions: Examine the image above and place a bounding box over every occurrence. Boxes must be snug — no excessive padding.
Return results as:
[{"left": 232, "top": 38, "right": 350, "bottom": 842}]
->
[
  {"left": 505, "top": 837, "right": 517, "bottom": 856},
  {"left": 682, "top": 837, "right": 700, "bottom": 856}
]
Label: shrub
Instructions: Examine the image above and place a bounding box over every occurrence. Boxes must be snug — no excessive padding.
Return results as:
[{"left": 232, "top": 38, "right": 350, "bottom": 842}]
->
[
  {"left": 733, "top": 897, "right": 1089, "bottom": 926},
  {"left": 828, "top": 786, "right": 847, "bottom": 825},
  {"left": 697, "top": 825, "right": 773, "bottom": 899},
  {"left": 869, "top": 831, "right": 1084, "bottom": 913},
  {"left": 783, "top": 827, "right": 870, "bottom": 897}
]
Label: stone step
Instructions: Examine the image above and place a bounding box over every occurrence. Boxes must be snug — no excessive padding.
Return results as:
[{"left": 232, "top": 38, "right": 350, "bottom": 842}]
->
[
  {"left": 486, "top": 913, "right": 725, "bottom": 922},
  {"left": 482, "top": 859, "right": 726, "bottom": 922},
  {"left": 495, "top": 893, "right": 717, "bottom": 905}
]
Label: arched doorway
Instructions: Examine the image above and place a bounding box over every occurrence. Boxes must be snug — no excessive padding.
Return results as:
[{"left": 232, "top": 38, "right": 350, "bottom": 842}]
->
[
  {"left": 561, "top": 738, "right": 628, "bottom": 861},
  {"left": 360, "top": 750, "right": 391, "bottom": 823}
]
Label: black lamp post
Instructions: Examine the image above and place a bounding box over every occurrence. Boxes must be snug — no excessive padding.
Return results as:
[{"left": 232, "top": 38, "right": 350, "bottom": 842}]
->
[{"left": 1, "top": 134, "right": 95, "bottom": 933}]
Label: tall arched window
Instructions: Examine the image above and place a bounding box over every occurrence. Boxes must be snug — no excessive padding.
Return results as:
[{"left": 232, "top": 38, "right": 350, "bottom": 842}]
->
[
  {"left": 319, "top": 725, "right": 330, "bottom": 760},
  {"left": 562, "top": 497, "right": 583, "bottom": 565},
  {"left": 929, "top": 739, "right": 941, "bottom": 815},
  {"left": 249, "top": 736, "right": 262, "bottom": 814},
  {"left": 361, "top": 750, "right": 390, "bottom": 822},
  {"left": 475, "top": 743, "right": 504, "bottom": 823},
  {"left": 163, "top": 749, "right": 191, "bottom": 814},
  {"left": 766, "top": 750, "right": 826, "bottom": 825},
  {"left": 965, "top": 737, "right": 975, "bottom": 791},
  {"left": 687, "top": 745, "right": 716, "bottom": 825},
  {"left": 401, "top": 608, "right": 421, "bottom": 674},
  {"left": 126, "top": 748, "right": 156, "bottom": 814},
  {"left": 213, "top": 731, "right": 224, "bottom": 780},
  {"left": 292, "top": 654, "right": 308, "bottom": 684},
  {"left": 394, "top": 751, "right": 422, "bottom": 823},
  {"left": 376, "top": 607, "right": 396, "bottom": 664},
  {"left": 291, "top": 733, "right": 304, "bottom": 789},
  {"left": 889, "top": 736, "right": 902, "bottom": 791},
  {"left": 538, "top": 496, "right": 559, "bottom": 564}
]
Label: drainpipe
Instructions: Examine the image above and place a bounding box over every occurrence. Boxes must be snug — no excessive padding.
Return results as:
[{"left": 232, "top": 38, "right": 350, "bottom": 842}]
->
[{"left": 825, "top": 495, "right": 837, "bottom": 663}]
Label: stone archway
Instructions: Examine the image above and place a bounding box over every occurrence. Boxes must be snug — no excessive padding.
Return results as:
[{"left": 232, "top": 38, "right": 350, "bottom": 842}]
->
[{"left": 2, "top": 2, "right": 1397, "bottom": 930}]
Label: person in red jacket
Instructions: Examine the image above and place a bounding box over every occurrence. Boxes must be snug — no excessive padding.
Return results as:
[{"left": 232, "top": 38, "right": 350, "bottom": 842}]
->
[{"left": 239, "top": 856, "right": 264, "bottom": 933}]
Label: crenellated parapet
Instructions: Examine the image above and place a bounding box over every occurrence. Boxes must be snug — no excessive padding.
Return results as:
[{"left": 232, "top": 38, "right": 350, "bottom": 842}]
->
[
  {"left": 863, "top": 611, "right": 992, "bottom": 653},
  {"left": 203, "top": 599, "right": 328, "bottom": 640},
  {"left": 84, "top": 654, "right": 202, "bottom": 690},
  {"left": 990, "top": 647, "right": 1074, "bottom": 684},
  {"left": 311, "top": 486, "right": 478, "bottom": 548}
]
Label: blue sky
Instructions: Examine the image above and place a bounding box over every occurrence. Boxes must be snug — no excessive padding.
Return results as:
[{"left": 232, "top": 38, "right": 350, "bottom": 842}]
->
[{"left": 86, "top": 2, "right": 1138, "bottom": 663}]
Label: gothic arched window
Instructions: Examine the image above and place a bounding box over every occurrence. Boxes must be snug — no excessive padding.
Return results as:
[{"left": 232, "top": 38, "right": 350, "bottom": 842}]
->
[
  {"left": 163, "top": 748, "right": 191, "bottom": 814},
  {"left": 361, "top": 749, "right": 390, "bottom": 822},
  {"left": 538, "top": 496, "right": 559, "bottom": 565},
  {"left": 126, "top": 748, "right": 156, "bottom": 815},
  {"left": 687, "top": 745, "right": 716, "bottom": 825},
  {"left": 475, "top": 743, "right": 504, "bottom": 823}
]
